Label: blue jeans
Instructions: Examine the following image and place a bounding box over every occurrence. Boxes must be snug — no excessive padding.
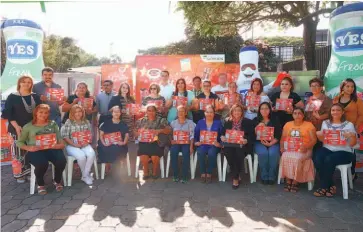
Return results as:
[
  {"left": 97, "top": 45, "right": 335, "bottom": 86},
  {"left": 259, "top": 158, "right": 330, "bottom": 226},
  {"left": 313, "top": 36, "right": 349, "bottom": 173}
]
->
[
  {"left": 254, "top": 142, "right": 280, "bottom": 181},
  {"left": 170, "top": 144, "right": 190, "bottom": 179},
  {"left": 197, "top": 146, "right": 220, "bottom": 175}
]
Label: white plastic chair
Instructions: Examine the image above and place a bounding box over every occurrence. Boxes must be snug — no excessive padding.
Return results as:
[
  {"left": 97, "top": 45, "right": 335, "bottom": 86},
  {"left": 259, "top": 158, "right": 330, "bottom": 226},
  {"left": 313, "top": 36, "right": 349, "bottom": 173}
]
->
[
  {"left": 253, "top": 153, "right": 258, "bottom": 183},
  {"left": 336, "top": 163, "right": 353, "bottom": 200},
  {"left": 135, "top": 156, "right": 165, "bottom": 178},
  {"left": 277, "top": 162, "right": 314, "bottom": 191},
  {"left": 67, "top": 156, "right": 99, "bottom": 186},
  {"left": 222, "top": 154, "right": 254, "bottom": 183},
  {"left": 165, "top": 151, "right": 194, "bottom": 178},
  {"left": 192, "top": 152, "right": 222, "bottom": 181},
  {"left": 30, "top": 163, "right": 67, "bottom": 194},
  {"left": 101, "top": 152, "right": 131, "bottom": 179}
]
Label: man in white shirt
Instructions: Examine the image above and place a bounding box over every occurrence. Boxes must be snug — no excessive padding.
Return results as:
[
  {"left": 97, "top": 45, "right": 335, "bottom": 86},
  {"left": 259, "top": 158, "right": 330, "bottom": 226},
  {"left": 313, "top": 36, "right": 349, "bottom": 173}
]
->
[
  {"left": 211, "top": 73, "right": 229, "bottom": 99},
  {"left": 159, "top": 70, "right": 174, "bottom": 101}
]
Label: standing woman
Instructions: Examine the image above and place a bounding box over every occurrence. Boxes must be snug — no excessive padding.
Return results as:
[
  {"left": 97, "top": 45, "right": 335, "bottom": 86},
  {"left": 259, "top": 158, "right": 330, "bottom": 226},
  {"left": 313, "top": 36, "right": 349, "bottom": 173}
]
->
[
  {"left": 194, "top": 105, "right": 223, "bottom": 183},
  {"left": 16, "top": 104, "right": 66, "bottom": 195},
  {"left": 109, "top": 82, "right": 136, "bottom": 139},
  {"left": 270, "top": 77, "right": 304, "bottom": 127},
  {"left": 220, "top": 82, "right": 243, "bottom": 120},
  {"left": 221, "top": 104, "right": 255, "bottom": 189},
  {"left": 313, "top": 104, "right": 357, "bottom": 197},
  {"left": 61, "top": 105, "right": 96, "bottom": 185},
  {"left": 244, "top": 78, "right": 270, "bottom": 120},
  {"left": 253, "top": 102, "right": 282, "bottom": 185},
  {"left": 142, "top": 84, "right": 166, "bottom": 118},
  {"left": 279, "top": 107, "right": 316, "bottom": 193},
  {"left": 166, "top": 78, "right": 195, "bottom": 123},
  {"left": 2, "top": 75, "right": 41, "bottom": 181},
  {"left": 333, "top": 78, "right": 363, "bottom": 179}
]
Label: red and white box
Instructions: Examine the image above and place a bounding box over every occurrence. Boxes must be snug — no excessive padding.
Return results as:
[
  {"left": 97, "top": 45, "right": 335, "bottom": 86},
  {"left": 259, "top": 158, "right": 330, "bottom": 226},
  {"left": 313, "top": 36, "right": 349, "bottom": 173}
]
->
[
  {"left": 104, "top": 132, "right": 122, "bottom": 145},
  {"left": 78, "top": 98, "right": 94, "bottom": 111},
  {"left": 172, "top": 96, "right": 188, "bottom": 108},
  {"left": 35, "top": 133, "right": 57, "bottom": 150},
  {"left": 46, "top": 88, "right": 64, "bottom": 101},
  {"left": 246, "top": 95, "right": 261, "bottom": 109},
  {"left": 125, "top": 104, "right": 141, "bottom": 115},
  {"left": 1, "top": 134, "right": 14, "bottom": 147},
  {"left": 72, "top": 130, "right": 92, "bottom": 146},
  {"left": 275, "top": 99, "right": 293, "bottom": 111},
  {"left": 199, "top": 98, "right": 214, "bottom": 110},
  {"left": 305, "top": 98, "right": 323, "bottom": 112},
  {"left": 284, "top": 137, "right": 303, "bottom": 152},
  {"left": 256, "top": 126, "right": 275, "bottom": 141},
  {"left": 147, "top": 100, "right": 163, "bottom": 110},
  {"left": 138, "top": 129, "right": 156, "bottom": 143},
  {"left": 323, "top": 129, "right": 346, "bottom": 146},
  {"left": 224, "top": 93, "right": 238, "bottom": 105},
  {"left": 200, "top": 130, "right": 217, "bottom": 145},
  {"left": 215, "top": 91, "right": 229, "bottom": 101},
  {"left": 225, "top": 130, "right": 244, "bottom": 144},
  {"left": 173, "top": 130, "right": 190, "bottom": 144}
]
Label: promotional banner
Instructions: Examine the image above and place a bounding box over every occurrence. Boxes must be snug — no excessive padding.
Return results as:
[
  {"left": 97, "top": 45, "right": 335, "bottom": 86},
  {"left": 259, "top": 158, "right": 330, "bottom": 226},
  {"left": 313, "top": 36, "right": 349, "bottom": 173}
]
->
[
  {"left": 135, "top": 55, "right": 225, "bottom": 103},
  {"left": 1, "top": 19, "right": 44, "bottom": 99},
  {"left": 101, "top": 64, "right": 133, "bottom": 95}
]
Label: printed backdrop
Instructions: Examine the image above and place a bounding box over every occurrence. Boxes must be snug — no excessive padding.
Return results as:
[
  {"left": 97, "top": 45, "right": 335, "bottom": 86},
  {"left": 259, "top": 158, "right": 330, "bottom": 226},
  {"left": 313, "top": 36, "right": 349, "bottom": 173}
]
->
[{"left": 101, "top": 64, "right": 133, "bottom": 95}]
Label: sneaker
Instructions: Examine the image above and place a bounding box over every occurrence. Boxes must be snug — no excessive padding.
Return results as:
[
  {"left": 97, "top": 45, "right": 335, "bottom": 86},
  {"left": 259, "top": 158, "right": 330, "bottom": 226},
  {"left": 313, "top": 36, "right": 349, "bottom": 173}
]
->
[
  {"left": 14, "top": 168, "right": 31, "bottom": 179},
  {"left": 181, "top": 178, "right": 188, "bottom": 184},
  {"left": 81, "top": 176, "right": 93, "bottom": 185},
  {"left": 16, "top": 178, "right": 26, "bottom": 183},
  {"left": 88, "top": 173, "right": 94, "bottom": 181},
  {"left": 173, "top": 177, "right": 179, "bottom": 182}
]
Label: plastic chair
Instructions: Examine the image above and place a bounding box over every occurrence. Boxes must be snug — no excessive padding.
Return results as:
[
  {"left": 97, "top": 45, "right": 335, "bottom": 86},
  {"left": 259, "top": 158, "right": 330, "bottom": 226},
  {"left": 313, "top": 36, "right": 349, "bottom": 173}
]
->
[
  {"left": 66, "top": 156, "right": 99, "bottom": 186},
  {"left": 165, "top": 151, "right": 194, "bottom": 178},
  {"left": 101, "top": 152, "right": 131, "bottom": 179},
  {"left": 336, "top": 163, "right": 353, "bottom": 200},
  {"left": 222, "top": 154, "right": 253, "bottom": 183},
  {"left": 277, "top": 162, "right": 314, "bottom": 191},
  {"left": 192, "top": 152, "right": 222, "bottom": 181},
  {"left": 30, "top": 163, "right": 67, "bottom": 194},
  {"left": 253, "top": 153, "right": 258, "bottom": 183},
  {"left": 135, "top": 156, "right": 165, "bottom": 178}
]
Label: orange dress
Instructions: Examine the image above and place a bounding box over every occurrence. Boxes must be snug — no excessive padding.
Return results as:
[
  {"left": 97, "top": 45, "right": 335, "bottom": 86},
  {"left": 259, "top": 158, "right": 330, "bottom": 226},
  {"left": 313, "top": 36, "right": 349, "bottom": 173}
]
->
[{"left": 280, "top": 121, "right": 316, "bottom": 183}]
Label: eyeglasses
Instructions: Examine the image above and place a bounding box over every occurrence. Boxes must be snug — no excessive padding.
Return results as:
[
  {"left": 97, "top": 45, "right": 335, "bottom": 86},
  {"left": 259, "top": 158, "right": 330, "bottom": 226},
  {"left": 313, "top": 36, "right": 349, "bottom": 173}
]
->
[{"left": 150, "top": 88, "right": 157, "bottom": 90}]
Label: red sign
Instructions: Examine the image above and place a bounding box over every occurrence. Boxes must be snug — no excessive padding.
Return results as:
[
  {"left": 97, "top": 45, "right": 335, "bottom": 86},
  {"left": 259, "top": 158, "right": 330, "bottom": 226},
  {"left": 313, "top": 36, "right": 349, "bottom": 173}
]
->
[
  {"left": 199, "top": 98, "right": 214, "bottom": 110},
  {"left": 225, "top": 130, "right": 244, "bottom": 144},
  {"left": 72, "top": 130, "right": 92, "bottom": 146},
  {"left": 305, "top": 98, "right": 323, "bottom": 112},
  {"left": 104, "top": 132, "right": 122, "bottom": 145},
  {"left": 46, "top": 88, "right": 64, "bottom": 101},
  {"left": 276, "top": 99, "right": 293, "bottom": 111},
  {"left": 78, "top": 98, "right": 94, "bottom": 111},
  {"left": 223, "top": 93, "right": 238, "bottom": 105},
  {"left": 200, "top": 130, "right": 217, "bottom": 145},
  {"left": 172, "top": 96, "right": 188, "bottom": 108},
  {"left": 138, "top": 129, "right": 156, "bottom": 143},
  {"left": 125, "top": 104, "right": 141, "bottom": 115},
  {"left": 214, "top": 90, "right": 229, "bottom": 101},
  {"left": 146, "top": 100, "right": 163, "bottom": 110},
  {"left": 1, "top": 134, "right": 13, "bottom": 163},
  {"left": 173, "top": 131, "right": 190, "bottom": 144},
  {"left": 256, "top": 126, "right": 275, "bottom": 141},
  {"left": 323, "top": 130, "right": 346, "bottom": 146},
  {"left": 284, "top": 137, "right": 303, "bottom": 152},
  {"left": 35, "top": 133, "right": 57, "bottom": 150},
  {"left": 246, "top": 95, "right": 261, "bottom": 108},
  {"left": 101, "top": 64, "right": 133, "bottom": 96}
]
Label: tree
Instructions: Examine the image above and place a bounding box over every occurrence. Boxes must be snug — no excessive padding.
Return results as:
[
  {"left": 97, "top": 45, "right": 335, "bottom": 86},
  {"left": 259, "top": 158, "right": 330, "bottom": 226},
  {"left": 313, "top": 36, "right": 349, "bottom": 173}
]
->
[
  {"left": 110, "top": 54, "right": 122, "bottom": 64},
  {"left": 258, "top": 36, "right": 304, "bottom": 47},
  {"left": 177, "top": 1, "right": 342, "bottom": 70}
]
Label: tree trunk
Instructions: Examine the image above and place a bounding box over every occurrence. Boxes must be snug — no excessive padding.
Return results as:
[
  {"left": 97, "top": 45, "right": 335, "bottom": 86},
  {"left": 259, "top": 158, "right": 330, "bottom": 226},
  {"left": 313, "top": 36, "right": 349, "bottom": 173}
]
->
[{"left": 303, "top": 18, "right": 318, "bottom": 70}]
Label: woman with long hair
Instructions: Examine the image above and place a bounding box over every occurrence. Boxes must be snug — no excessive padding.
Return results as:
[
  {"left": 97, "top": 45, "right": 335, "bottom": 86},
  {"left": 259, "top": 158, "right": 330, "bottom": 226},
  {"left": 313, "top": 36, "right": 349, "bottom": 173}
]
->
[
  {"left": 244, "top": 78, "right": 270, "bottom": 120},
  {"left": 16, "top": 104, "right": 66, "bottom": 195}
]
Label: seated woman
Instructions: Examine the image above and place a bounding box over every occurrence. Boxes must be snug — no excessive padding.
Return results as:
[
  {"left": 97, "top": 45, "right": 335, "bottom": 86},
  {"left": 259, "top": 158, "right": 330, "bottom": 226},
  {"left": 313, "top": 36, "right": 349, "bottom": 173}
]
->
[
  {"left": 135, "top": 104, "right": 171, "bottom": 179},
  {"left": 194, "top": 105, "right": 223, "bottom": 183},
  {"left": 313, "top": 103, "right": 357, "bottom": 197},
  {"left": 221, "top": 104, "right": 255, "bottom": 189},
  {"left": 16, "top": 104, "right": 66, "bottom": 195},
  {"left": 61, "top": 105, "right": 96, "bottom": 185},
  {"left": 253, "top": 102, "right": 282, "bottom": 185},
  {"left": 279, "top": 107, "right": 316, "bottom": 193},
  {"left": 97, "top": 106, "right": 129, "bottom": 172},
  {"left": 170, "top": 105, "right": 196, "bottom": 183}
]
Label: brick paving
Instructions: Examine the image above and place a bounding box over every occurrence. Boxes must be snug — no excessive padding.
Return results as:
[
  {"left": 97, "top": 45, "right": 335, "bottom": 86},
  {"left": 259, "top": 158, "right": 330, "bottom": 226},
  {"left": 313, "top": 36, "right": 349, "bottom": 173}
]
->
[{"left": 2, "top": 144, "right": 363, "bottom": 232}]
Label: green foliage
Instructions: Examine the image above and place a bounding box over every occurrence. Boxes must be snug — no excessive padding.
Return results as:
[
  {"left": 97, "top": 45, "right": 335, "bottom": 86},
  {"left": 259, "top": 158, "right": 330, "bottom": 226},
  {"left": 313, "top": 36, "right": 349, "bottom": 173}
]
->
[{"left": 258, "top": 36, "right": 304, "bottom": 46}]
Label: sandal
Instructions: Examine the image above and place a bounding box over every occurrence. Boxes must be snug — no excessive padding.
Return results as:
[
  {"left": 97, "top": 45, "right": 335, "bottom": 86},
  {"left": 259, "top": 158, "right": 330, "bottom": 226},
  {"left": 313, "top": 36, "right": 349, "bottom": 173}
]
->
[
  {"left": 53, "top": 181, "right": 63, "bottom": 192},
  {"left": 290, "top": 184, "right": 299, "bottom": 193},
  {"left": 37, "top": 186, "right": 47, "bottom": 195},
  {"left": 330, "top": 186, "right": 337, "bottom": 194},
  {"left": 314, "top": 188, "right": 327, "bottom": 197},
  {"left": 284, "top": 182, "right": 292, "bottom": 192},
  {"left": 325, "top": 189, "right": 335, "bottom": 198},
  {"left": 200, "top": 175, "right": 206, "bottom": 183}
]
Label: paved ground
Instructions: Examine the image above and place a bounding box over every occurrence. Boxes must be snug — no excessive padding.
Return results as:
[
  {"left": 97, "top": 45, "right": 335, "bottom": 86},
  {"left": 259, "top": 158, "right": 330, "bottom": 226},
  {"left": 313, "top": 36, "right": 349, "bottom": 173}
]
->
[{"left": 2, "top": 144, "right": 363, "bottom": 232}]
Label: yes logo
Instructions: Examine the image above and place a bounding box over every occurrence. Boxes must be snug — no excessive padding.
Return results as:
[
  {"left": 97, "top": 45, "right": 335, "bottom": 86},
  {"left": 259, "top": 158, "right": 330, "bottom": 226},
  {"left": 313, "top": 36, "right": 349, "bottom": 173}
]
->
[
  {"left": 7, "top": 39, "right": 38, "bottom": 59},
  {"left": 334, "top": 27, "right": 363, "bottom": 52}
]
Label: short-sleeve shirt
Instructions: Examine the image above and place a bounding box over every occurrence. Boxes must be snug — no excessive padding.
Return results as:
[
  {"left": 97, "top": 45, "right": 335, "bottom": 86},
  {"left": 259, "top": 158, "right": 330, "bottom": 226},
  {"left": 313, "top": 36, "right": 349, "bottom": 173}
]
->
[
  {"left": 194, "top": 92, "right": 220, "bottom": 123},
  {"left": 159, "top": 83, "right": 174, "bottom": 101},
  {"left": 99, "top": 119, "right": 129, "bottom": 141},
  {"left": 60, "top": 119, "right": 92, "bottom": 139},
  {"left": 170, "top": 119, "right": 196, "bottom": 141},
  {"left": 270, "top": 91, "right": 302, "bottom": 127},
  {"left": 62, "top": 94, "right": 96, "bottom": 123},
  {"left": 136, "top": 117, "right": 168, "bottom": 130},
  {"left": 33, "top": 81, "right": 62, "bottom": 119},
  {"left": 320, "top": 120, "right": 356, "bottom": 153},
  {"left": 142, "top": 96, "right": 166, "bottom": 117},
  {"left": 283, "top": 121, "right": 316, "bottom": 148}
]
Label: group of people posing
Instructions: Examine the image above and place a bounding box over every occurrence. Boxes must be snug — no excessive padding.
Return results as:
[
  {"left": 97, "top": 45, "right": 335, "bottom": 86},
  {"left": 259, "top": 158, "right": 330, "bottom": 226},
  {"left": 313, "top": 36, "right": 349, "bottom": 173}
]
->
[{"left": 2, "top": 67, "right": 363, "bottom": 198}]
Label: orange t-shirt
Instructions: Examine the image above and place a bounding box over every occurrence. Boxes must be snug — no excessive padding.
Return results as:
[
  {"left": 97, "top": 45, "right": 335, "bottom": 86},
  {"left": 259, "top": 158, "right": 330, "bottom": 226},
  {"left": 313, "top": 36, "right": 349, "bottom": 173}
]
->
[{"left": 282, "top": 121, "right": 316, "bottom": 147}]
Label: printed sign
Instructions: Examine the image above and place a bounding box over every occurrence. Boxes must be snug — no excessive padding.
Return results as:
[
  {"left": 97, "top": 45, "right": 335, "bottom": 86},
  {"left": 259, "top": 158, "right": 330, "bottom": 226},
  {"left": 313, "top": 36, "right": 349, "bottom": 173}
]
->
[
  {"left": 125, "top": 104, "right": 141, "bottom": 115},
  {"left": 246, "top": 95, "right": 261, "bottom": 109},
  {"left": 214, "top": 91, "right": 229, "bottom": 101},
  {"left": 72, "top": 130, "right": 92, "bottom": 146},
  {"left": 223, "top": 93, "right": 237, "bottom": 105},
  {"left": 104, "top": 132, "right": 122, "bottom": 145},
  {"left": 101, "top": 64, "right": 133, "bottom": 96},
  {"left": 323, "top": 129, "right": 347, "bottom": 146},
  {"left": 173, "top": 131, "right": 190, "bottom": 144},
  {"left": 199, "top": 98, "right": 214, "bottom": 110},
  {"left": 225, "top": 130, "right": 244, "bottom": 144},
  {"left": 256, "top": 126, "right": 275, "bottom": 141},
  {"left": 35, "top": 133, "right": 57, "bottom": 150},
  {"left": 283, "top": 137, "right": 303, "bottom": 152},
  {"left": 147, "top": 100, "right": 163, "bottom": 110},
  {"left": 305, "top": 98, "right": 323, "bottom": 112},
  {"left": 78, "top": 98, "right": 94, "bottom": 111},
  {"left": 46, "top": 88, "right": 64, "bottom": 101},
  {"left": 1, "top": 134, "right": 13, "bottom": 163},
  {"left": 172, "top": 96, "right": 188, "bottom": 108},
  {"left": 275, "top": 99, "right": 293, "bottom": 111},
  {"left": 138, "top": 129, "right": 156, "bottom": 143},
  {"left": 200, "top": 130, "right": 217, "bottom": 145}
]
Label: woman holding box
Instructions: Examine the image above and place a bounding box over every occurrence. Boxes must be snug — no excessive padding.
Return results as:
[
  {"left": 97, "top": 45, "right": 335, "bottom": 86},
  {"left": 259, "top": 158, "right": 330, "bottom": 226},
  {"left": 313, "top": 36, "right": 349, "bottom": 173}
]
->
[
  {"left": 313, "top": 103, "right": 357, "bottom": 197},
  {"left": 61, "top": 105, "right": 96, "bottom": 185},
  {"left": 279, "top": 107, "right": 316, "bottom": 193},
  {"left": 221, "top": 104, "right": 255, "bottom": 189},
  {"left": 244, "top": 78, "right": 270, "bottom": 120},
  {"left": 170, "top": 105, "right": 196, "bottom": 183},
  {"left": 253, "top": 102, "right": 282, "bottom": 185},
  {"left": 16, "top": 104, "right": 66, "bottom": 195},
  {"left": 141, "top": 84, "right": 166, "bottom": 118},
  {"left": 220, "top": 82, "right": 243, "bottom": 120},
  {"left": 194, "top": 105, "right": 223, "bottom": 183}
]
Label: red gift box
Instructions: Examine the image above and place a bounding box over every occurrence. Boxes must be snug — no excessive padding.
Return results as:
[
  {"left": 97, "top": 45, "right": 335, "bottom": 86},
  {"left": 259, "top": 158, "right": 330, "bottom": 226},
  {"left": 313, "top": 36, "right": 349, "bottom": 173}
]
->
[
  {"left": 305, "top": 98, "right": 323, "bottom": 112},
  {"left": 172, "top": 96, "right": 188, "bottom": 108},
  {"left": 72, "top": 130, "right": 92, "bottom": 146},
  {"left": 46, "top": 88, "right": 64, "bottom": 101},
  {"left": 104, "top": 132, "right": 122, "bottom": 145},
  {"left": 256, "top": 126, "right": 275, "bottom": 141},
  {"left": 173, "top": 130, "right": 190, "bottom": 144},
  {"left": 215, "top": 91, "right": 229, "bottom": 101},
  {"left": 275, "top": 99, "right": 293, "bottom": 111},
  {"left": 1, "top": 134, "right": 13, "bottom": 163},
  {"left": 199, "top": 98, "right": 214, "bottom": 110},
  {"left": 284, "top": 137, "right": 303, "bottom": 152},
  {"left": 323, "top": 130, "right": 347, "bottom": 146},
  {"left": 147, "top": 100, "right": 163, "bottom": 110},
  {"left": 200, "top": 130, "right": 217, "bottom": 145},
  {"left": 246, "top": 95, "right": 261, "bottom": 108},
  {"left": 225, "top": 130, "right": 244, "bottom": 144},
  {"left": 125, "top": 104, "right": 141, "bottom": 115},
  {"left": 35, "top": 133, "right": 57, "bottom": 150},
  {"left": 138, "top": 129, "right": 156, "bottom": 143},
  {"left": 78, "top": 98, "right": 94, "bottom": 111},
  {"left": 223, "top": 93, "right": 238, "bottom": 105}
]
